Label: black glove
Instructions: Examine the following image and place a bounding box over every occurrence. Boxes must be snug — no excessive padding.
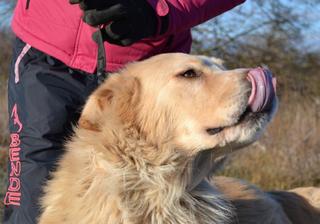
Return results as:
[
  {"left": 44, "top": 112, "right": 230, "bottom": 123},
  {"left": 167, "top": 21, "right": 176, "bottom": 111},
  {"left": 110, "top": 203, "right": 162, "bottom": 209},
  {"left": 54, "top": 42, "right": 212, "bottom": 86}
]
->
[{"left": 70, "top": 0, "right": 160, "bottom": 46}]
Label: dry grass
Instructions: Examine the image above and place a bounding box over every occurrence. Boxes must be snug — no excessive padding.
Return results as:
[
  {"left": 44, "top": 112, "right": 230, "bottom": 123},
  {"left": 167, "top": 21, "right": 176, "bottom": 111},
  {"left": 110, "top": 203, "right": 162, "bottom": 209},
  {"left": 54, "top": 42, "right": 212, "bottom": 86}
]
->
[
  {"left": 0, "top": 32, "right": 10, "bottom": 220},
  {"left": 0, "top": 80, "right": 8, "bottom": 220},
  {"left": 0, "top": 81, "right": 8, "bottom": 146},
  {"left": 0, "top": 86, "right": 8, "bottom": 220},
  {"left": 0, "top": 144, "right": 7, "bottom": 220}
]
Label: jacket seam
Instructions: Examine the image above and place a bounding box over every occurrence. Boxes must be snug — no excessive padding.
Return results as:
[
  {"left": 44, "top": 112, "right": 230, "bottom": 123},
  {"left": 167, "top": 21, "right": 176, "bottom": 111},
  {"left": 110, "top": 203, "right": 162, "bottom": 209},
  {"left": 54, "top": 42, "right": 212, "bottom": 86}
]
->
[{"left": 70, "top": 19, "right": 84, "bottom": 66}]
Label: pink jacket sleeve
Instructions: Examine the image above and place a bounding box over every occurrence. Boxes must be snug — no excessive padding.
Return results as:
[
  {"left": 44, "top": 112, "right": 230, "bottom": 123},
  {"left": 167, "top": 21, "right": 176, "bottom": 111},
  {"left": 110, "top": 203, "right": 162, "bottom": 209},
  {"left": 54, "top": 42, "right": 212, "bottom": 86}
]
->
[{"left": 148, "top": 0, "right": 246, "bottom": 35}]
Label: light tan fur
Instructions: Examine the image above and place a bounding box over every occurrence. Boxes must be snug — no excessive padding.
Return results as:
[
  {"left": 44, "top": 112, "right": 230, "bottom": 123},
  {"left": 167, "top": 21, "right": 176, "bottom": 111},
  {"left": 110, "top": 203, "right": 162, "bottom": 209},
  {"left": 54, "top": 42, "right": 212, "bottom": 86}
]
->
[
  {"left": 38, "top": 53, "right": 316, "bottom": 224},
  {"left": 290, "top": 187, "right": 320, "bottom": 208}
]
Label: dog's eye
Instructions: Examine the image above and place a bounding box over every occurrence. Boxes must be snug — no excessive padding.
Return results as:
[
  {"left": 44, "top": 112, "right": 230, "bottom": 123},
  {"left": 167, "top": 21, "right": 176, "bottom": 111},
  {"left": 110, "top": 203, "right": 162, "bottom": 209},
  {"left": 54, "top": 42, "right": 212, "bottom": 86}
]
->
[
  {"left": 180, "top": 69, "right": 200, "bottom": 78},
  {"left": 206, "top": 127, "right": 223, "bottom": 135}
]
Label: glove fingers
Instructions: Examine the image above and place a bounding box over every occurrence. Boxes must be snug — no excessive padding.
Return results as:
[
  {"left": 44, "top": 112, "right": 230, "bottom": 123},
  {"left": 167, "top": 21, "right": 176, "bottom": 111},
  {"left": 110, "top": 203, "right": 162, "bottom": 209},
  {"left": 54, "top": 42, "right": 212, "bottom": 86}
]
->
[
  {"left": 69, "top": 0, "right": 82, "bottom": 4},
  {"left": 106, "top": 20, "right": 130, "bottom": 39},
  {"left": 102, "top": 34, "right": 134, "bottom": 46},
  {"left": 118, "top": 38, "right": 135, "bottom": 46},
  {"left": 92, "top": 29, "right": 122, "bottom": 46},
  {"left": 84, "top": 4, "right": 126, "bottom": 26},
  {"left": 104, "top": 22, "right": 136, "bottom": 46},
  {"left": 93, "top": 23, "right": 134, "bottom": 46},
  {"left": 80, "top": 0, "right": 117, "bottom": 10}
]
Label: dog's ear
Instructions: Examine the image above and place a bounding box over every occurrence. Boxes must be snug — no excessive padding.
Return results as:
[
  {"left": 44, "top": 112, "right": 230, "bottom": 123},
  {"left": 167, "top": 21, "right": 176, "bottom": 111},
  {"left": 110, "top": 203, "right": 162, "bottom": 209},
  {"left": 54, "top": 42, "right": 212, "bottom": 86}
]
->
[
  {"left": 78, "top": 88, "right": 114, "bottom": 131},
  {"left": 78, "top": 75, "right": 140, "bottom": 131}
]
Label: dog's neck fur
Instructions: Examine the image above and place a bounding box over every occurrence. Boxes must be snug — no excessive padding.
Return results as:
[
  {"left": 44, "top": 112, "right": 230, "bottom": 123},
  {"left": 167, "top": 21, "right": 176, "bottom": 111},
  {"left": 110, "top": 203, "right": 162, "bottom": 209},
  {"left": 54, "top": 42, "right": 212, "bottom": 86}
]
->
[{"left": 76, "top": 124, "right": 233, "bottom": 224}]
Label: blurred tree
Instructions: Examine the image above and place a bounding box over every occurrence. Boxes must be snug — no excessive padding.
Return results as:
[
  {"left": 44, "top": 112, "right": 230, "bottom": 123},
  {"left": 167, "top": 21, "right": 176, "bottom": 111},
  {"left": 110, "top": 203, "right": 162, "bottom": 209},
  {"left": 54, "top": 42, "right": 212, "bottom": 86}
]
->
[{"left": 0, "top": 31, "right": 12, "bottom": 77}]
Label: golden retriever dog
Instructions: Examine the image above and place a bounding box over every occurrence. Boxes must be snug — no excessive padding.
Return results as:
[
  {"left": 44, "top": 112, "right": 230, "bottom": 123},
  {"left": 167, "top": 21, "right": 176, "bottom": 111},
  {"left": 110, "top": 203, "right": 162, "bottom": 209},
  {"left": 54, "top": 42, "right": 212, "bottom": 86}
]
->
[
  {"left": 290, "top": 187, "right": 320, "bottom": 208},
  {"left": 38, "top": 53, "right": 319, "bottom": 224}
]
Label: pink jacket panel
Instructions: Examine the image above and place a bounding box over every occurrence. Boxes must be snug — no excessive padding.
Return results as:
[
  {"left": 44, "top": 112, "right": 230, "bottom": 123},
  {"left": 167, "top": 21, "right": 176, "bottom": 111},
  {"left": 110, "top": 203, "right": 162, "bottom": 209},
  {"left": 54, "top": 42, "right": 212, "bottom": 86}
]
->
[{"left": 12, "top": 0, "right": 245, "bottom": 73}]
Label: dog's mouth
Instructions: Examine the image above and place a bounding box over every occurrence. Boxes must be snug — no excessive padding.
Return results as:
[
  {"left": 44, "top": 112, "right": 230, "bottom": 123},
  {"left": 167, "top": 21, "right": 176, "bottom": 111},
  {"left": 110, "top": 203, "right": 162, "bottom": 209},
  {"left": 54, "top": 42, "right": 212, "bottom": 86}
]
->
[{"left": 207, "top": 67, "right": 277, "bottom": 136}]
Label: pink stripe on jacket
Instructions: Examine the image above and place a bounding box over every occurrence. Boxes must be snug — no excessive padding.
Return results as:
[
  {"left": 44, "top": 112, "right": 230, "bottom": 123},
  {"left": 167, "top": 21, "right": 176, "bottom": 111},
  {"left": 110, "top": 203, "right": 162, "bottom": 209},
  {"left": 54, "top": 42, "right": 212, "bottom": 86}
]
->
[{"left": 12, "top": 0, "right": 245, "bottom": 73}]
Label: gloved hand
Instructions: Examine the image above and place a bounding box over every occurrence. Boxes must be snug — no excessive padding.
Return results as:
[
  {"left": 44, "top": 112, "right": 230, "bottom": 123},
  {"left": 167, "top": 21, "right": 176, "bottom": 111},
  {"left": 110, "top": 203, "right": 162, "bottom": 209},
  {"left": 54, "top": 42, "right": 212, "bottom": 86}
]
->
[{"left": 69, "top": 0, "right": 159, "bottom": 46}]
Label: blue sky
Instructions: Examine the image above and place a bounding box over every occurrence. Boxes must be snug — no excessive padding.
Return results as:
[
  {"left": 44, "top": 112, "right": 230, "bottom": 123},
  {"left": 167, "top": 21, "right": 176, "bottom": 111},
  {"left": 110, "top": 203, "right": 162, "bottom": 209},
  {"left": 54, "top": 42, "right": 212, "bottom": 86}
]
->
[
  {"left": 0, "top": 1, "right": 12, "bottom": 29},
  {"left": 274, "top": 0, "right": 320, "bottom": 51}
]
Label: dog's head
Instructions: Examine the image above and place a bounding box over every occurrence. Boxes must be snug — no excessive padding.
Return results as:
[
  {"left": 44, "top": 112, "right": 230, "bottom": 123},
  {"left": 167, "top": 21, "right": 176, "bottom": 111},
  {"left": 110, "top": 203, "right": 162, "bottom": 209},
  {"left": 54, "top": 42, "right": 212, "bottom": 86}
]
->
[{"left": 79, "top": 53, "right": 277, "bottom": 161}]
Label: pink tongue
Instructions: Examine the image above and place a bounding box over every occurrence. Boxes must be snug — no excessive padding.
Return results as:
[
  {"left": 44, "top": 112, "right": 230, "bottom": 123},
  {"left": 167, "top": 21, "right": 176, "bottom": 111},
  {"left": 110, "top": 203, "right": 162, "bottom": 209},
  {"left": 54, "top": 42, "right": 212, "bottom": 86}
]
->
[{"left": 247, "top": 68, "right": 276, "bottom": 112}]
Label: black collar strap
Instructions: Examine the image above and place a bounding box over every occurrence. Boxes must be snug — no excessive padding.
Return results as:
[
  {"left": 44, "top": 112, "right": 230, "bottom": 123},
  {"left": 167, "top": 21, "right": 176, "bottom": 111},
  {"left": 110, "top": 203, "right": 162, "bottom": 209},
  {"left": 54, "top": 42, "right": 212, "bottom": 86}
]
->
[{"left": 96, "top": 28, "right": 108, "bottom": 84}]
